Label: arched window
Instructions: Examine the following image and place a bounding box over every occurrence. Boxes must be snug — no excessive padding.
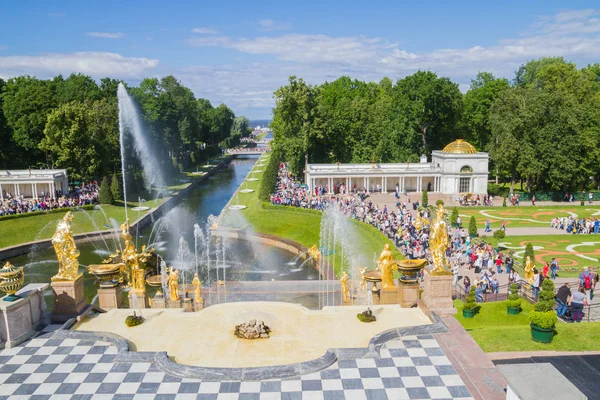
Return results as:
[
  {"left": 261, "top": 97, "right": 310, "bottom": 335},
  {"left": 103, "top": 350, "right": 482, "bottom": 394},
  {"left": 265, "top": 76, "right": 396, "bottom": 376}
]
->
[{"left": 460, "top": 165, "right": 473, "bottom": 173}]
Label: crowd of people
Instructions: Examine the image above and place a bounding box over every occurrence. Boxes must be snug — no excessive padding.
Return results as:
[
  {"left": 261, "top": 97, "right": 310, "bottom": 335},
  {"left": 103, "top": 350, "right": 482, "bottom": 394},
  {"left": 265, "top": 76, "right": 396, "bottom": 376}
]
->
[
  {"left": 0, "top": 183, "right": 99, "bottom": 217},
  {"left": 550, "top": 216, "right": 600, "bottom": 234}
]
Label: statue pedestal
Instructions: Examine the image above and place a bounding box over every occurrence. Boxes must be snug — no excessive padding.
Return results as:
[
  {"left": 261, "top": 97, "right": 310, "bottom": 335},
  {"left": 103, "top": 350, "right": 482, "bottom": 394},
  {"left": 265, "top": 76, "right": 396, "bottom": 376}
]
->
[
  {"left": 183, "top": 297, "right": 193, "bottom": 312},
  {"left": 151, "top": 294, "right": 165, "bottom": 309},
  {"left": 194, "top": 298, "right": 204, "bottom": 312},
  {"left": 167, "top": 298, "right": 181, "bottom": 308},
  {"left": 422, "top": 270, "right": 456, "bottom": 316},
  {"left": 380, "top": 286, "right": 399, "bottom": 305},
  {"left": 128, "top": 291, "right": 149, "bottom": 309},
  {"left": 98, "top": 284, "right": 123, "bottom": 310},
  {"left": 398, "top": 282, "right": 420, "bottom": 308},
  {"left": 51, "top": 276, "right": 86, "bottom": 322},
  {"left": 0, "top": 284, "right": 50, "bottom": 349}
]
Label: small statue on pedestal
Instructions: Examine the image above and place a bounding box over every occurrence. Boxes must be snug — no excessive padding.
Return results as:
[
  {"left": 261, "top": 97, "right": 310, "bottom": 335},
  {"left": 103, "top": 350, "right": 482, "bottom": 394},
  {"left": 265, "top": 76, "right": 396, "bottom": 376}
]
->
[
  {"left": 52, "top": 211, "right": 82, "bottom": 282},
  {"left": 377, "top": 244, "right": 398, "bottom": 290},
  {"left": 167, "top": 267, "right": 180, "bottom": 301},
  {"left": 192, "top": 273, "right": 203, "bottom": 301},
  {"left": 340, "top": 271, "right": 350, "bottom": 303}
]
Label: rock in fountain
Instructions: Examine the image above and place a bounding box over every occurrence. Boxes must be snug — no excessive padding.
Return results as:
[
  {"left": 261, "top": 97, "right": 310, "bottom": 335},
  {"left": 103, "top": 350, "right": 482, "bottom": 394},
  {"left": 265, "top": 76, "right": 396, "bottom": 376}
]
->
[{"left": 234, "top": 319, "right": 271, "bottom": 339}]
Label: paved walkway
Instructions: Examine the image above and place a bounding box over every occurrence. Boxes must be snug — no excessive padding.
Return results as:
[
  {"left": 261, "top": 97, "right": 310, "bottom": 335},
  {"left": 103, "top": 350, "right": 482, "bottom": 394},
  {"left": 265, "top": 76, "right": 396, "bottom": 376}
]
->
[{"left": 0, "top": 326, "right": 474, "bottom": 400}]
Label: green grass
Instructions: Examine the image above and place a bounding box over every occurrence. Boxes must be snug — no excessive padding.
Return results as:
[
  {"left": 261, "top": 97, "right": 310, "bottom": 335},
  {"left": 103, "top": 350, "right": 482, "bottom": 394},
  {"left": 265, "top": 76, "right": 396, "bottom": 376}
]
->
[
  {"left": 255, "top": 132, "right": 268, "bottom": 141},
  {"left": 454, "top": 300, "right": 600, "bottom": 352},
  {"left": 497, "top": 234, "right": 598, "bottom": 277},
  {"left": 457, "top": 205, "right": 600, "bottom": 229},
  {"left": 221, "top": 154, "right": 400, "bottom": 276}
]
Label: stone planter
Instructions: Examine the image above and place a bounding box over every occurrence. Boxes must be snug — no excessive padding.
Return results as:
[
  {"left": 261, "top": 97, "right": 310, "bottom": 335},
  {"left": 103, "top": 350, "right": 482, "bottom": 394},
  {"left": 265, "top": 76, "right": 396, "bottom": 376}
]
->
[
  {"left": 530, "top": 323, "right": 554, "bottom": 343},
  {"left": 462, "top": 308, "right": 476, "bottom": 318},
  {"left": 507, "top": 306, "right": 521, "bottom": 315}
]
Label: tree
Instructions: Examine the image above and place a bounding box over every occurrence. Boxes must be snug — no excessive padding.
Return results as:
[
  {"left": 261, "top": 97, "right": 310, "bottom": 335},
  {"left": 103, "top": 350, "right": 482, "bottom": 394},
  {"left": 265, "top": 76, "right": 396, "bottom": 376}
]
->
[
  {"left": 98, "top": 176, "right": 114, "bottom": 204},
  {"left": 55, "top": 73, "right": 101, "bottom": 104},
  {"left": 468, "top": 216, "right": 478, "bottom": 238},
  {"left": 450, "top": 207, "right": 459, "bottom": 226},
  {"left": 394, "top": 71, "right": 462, "bottom": 153},
  {"left": 231, "top": 116, "right": 249, "bottom": 137},
  {"left": 523, "top": 242, "right": 535, "bottom": 266},
  {"left": 111, "top": 172, "right": 123, "bottom": 201},
  {"left": 421, "top": 189, "right": 428, "bottom": 207}
]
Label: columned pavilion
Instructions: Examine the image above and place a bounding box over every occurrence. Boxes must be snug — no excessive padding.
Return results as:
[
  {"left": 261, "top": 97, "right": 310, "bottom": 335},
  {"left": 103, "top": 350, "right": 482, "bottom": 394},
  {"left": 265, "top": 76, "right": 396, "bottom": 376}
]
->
[
  {"left": 304, "top": 139, "right": 489, "bottom": 195},
  {"left": 0, "top": 169, "right": 69, "bottom": 201}
]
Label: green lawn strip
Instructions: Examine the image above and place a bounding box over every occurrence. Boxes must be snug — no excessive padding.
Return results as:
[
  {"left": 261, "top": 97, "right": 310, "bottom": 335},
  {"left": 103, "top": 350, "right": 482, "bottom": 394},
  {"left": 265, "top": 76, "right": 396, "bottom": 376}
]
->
[
  {"left": 453, "top": 300, "right": 600, "bottom": 352},
  {"left": 497, "top": 234, "right": 597, "bottom": 277},
  {"left": 222, "top": 154, "right": 398, "bottom": 276},
  {"left": 255, "top": 132, "right": 268, "bottom": 141},
  {"left": 456, "top": 205, "right": 600, "bottom": 229}
]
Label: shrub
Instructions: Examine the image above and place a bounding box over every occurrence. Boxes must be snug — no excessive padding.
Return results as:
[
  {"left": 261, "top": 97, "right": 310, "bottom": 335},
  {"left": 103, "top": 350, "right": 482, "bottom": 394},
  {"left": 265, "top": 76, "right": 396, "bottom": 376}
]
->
[
  {"left": 502, "top": 197, "right": 507, "bottom": 207},
  {"left": 111, "top": 173, "right": 123, "bottom": 201},
  {"left": 522, "top": 242, "right": 535, "bottom": 266},
  {"left": 493, "top": 229, "right": 505, "bottom": 240},
  {"left": 463, "top": 287, "right": 477, "bottom": 311},
  {"left": 505, "top": 283, "right": 521, "bottom": 309},
  {"left": 450, "top": 207, "right": 458, "bottom": 226},
  {"left": 436, "top": 199, "right": 444, "bottom": 206},
  {"left": 258, "top": 151, "right": 280, "bottom": 201},
  {"left": 422, "top": 189, "right": 428, "bottom": 208},
  {"left": 98, "top": 176, "right": 114, "bottom": 205},
  {"left": 529, "top": 279, "right": 558, "bottom": 329},
  {"left": 581, "top": 198, "right": 585, "bottom": 206},
  {"left": 468, "top": 216, "right": 478, "bottom": 237},
  {"left": 125, "top": 313, "right": 144, "bottom": 327}
]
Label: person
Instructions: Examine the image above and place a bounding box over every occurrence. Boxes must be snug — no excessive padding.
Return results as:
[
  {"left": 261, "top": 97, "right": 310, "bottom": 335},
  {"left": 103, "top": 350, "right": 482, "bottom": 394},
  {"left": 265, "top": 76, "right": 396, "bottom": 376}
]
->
[
  {"left": 589, "top": 192, "right": 594, "bottom": 204},
  {"left": 475, "top": 282, "right": 484, "bottom": 303},
  {"left": 542, "top": 261, "right": 549, "bottom": 279},
  {"left": 508, "top": 269, "right": 516, "bottom": 284},
  {"left": 495, "top": 255, "right": 503, "bottom": 275},
  {"left": 579, "top": 266, "right": 593, "bottom": 302},
  {"left": 452, "top": 262, "right": 460, "bottom": 285},
  {"left": 532, "top": 268, "right": 540, "bottom": 299},
  {"left": 590, "top": 266, "right": 598, "bottom": 301},
  {"left": 568, "top": 287, "right": 588, "bottom": 322},
  {"left": 505, "top": 254, "right": 513, "bottom": 274},
  {"left": 463, "top": 276, "right": 471, "bottom": 294},
  {"left": 531, "top": 195, "right": 536, "bottom": 206},
  {"left": 501, "top": 220, "right": 506, "bottom": 232},
  {"left": 485, "top": 219, "right": 491, "bottom": 233},
  {"left": 491, "top": 277, "right": 499, "bottom": 294},
  {"left": 550, "top": 258, "right": 558, "bottom": 280},
  {"left": 555, "top": 283, "right": 571, "bottom": 318},
  {"left": 456, "top": 216, "right": 462, "bottom": 229}
]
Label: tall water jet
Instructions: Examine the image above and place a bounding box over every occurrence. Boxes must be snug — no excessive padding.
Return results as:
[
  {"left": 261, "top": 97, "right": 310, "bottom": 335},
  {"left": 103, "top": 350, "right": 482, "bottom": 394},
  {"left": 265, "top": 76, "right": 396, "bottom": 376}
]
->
[{"left": 117, "top": 82, "right": 166, "bottom": 220}]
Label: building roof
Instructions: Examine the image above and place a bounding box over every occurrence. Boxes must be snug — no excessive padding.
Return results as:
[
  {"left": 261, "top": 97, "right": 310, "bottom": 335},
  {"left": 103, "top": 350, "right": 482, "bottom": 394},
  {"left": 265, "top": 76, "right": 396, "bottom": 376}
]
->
[{"left": 441, "top": 139, "right": 477, "bottom": 154}]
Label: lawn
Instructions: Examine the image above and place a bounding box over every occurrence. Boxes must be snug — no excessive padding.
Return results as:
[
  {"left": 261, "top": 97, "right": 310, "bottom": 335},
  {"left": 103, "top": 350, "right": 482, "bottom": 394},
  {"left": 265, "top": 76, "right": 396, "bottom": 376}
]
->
[
  {"left": 496, "top": 234, "right": 599, "bottom": 277},
  {"left": 220, "top": 154, "right": 400, "bottom": 276},
  {"left": 453, "top": 300, "right": 600, "bottom": 352},
  {"left": 456, "top": 205, "right": 600, "bottom": 229}
]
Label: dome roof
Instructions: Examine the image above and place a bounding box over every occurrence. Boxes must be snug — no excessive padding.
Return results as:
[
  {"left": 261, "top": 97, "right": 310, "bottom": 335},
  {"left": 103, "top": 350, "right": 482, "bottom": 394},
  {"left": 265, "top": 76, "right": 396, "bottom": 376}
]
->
[{"left": 441, "top": 139, "right": 477, "bottom": 154}]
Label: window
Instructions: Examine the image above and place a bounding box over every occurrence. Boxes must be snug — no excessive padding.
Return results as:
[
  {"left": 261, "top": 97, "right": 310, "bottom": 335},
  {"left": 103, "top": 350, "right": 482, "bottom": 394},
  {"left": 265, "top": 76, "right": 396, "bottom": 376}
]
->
[
  {"left": 460, "top": 177, "right": 471, "bottom": 193},
  {"left": 460, "top": 165, "right": 473, "bottom": 173}
]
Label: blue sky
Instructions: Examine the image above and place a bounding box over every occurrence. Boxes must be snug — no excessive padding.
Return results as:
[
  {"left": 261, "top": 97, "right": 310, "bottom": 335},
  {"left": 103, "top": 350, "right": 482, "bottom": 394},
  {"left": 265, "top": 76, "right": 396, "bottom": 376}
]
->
[{"left": 1, "top": 1, "right": 599, "bottom": 119}]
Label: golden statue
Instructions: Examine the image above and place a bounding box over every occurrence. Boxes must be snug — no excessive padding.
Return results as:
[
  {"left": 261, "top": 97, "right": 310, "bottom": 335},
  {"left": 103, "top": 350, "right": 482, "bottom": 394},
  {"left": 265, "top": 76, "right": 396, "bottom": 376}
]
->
[
  {"left": 413, "top": 216, "right": 429, "bottom": 231},
  {"left": 168, "top": 267, "right": 180, "bottom": 301},
  {"left": 52, "top": 211, "right": 82, "bottom": 281},
  {"left": 340, "top": 271, "right": 350, "bottom": 302},
  {"left": 524, "top": 256, "right": 534, "bottom": 284},
  {"left": 430, "top": 204, "right": 450, "bottom": 274},
  {"left": 377, "top": 243, "right": 398, "bottom": 290},
  {"left": 307, "top": 245, "right": 321, "bottom": 263},
  {"left": 131, "top": 268, "right": 146, "bottom": 294},
  {"left": 192, "top": 273, "right": 202, "bottom": 301}
]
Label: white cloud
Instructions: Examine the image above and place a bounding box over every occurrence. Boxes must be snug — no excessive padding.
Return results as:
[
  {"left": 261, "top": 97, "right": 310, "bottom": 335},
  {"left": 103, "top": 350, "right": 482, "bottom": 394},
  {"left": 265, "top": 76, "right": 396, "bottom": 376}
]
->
[
  {"left": 0, "top": 52, "right": 159, "bottom": 79},
  {"left": 85, "top": 32, "right": 125, "bottom": 39},
  {"left": 257, "top": 19, "right": 292, "bottom": 32},
  {"left": 191, "top": 27, "right": 219, "bottom": 35}
]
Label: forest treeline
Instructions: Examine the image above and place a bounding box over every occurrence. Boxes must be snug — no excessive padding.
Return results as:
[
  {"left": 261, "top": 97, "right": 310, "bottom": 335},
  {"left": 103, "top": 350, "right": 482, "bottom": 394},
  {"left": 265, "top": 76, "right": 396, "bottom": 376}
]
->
[{"left": 271, "top": 57, "right": 600, "bottom": 192}]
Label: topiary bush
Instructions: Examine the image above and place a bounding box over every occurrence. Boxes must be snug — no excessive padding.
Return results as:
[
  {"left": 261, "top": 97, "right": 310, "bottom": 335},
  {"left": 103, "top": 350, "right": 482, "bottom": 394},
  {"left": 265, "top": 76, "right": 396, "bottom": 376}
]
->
[
  {"left": 258, "top": 152, "right": 280, "bottom": 201},
  {"left": 125, "top": 313, "right": 144, "bottom": 327},
  {"left": 98, "top": 176, "right": 114, "bottom": 205},
  {"left": 463, "top": 286, "right": 477, "bottom": 311},
  {"left": 522, "top": 242, "right": 535, "bottom": 266},
  {"left": 450, "top": 207, "right": 458, "bottom": 227},
  {"left": 111, "top": 172, "right": 123, "bottom": 201},
  {"left": 468, "top": 216, "right": 478, "bottom": 237},
  {"left": 436, "top": 199, "right": 444, "bottom": 206},
  {"left": 502, "top": 197, "right": 507, "bottom": 207},
  {"left": 505, "top": 283, "right": 522, "bottom": 309},
  {"left": 493, "top": 229, "right": 505, "bottom": 240},
  {"left": 529, "top": 279, "right": 557, "bottom": 329},
  {"left": 422, "top": 189, "right": 428, "bottom": 208}
]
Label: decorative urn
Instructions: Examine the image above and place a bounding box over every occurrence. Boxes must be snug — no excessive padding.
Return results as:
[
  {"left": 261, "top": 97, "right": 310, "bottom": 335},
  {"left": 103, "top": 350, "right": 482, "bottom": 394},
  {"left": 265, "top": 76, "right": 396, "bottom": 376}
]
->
[{"left": 0, "top": 262, "right": 25, "bottom": 296}]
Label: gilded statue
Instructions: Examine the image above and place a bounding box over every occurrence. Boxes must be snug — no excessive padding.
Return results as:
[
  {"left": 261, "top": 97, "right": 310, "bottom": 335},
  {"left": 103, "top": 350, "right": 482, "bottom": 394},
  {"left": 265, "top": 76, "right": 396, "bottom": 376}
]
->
[
  {"left": 524, "top": 256, "right": 534, "bottom": 284},
  {"left": 413, "top": 216, "right": 429, "bottom": 231},
  {"left": 192, "top": 273, "right": 202, "bottom": 301},
  {"left": 131, "top": 268, "right": 146, "bottom": 294},
  {"left": 359, "top": 268, "right": 368, "bottom": 292},
  {"left": 307, "top": 245, "right": 321, "bottom": 264},
  {"left": 377, "top": 243, "right": 398, "bottom": 290},
  {"left": 340, "top": 271, "right": 350, "bottom": 302},
  {"left": 52, "top": 211, "right": 82, "bottom": 281},
  {"left": 430, "top": 204, "right": 450, "bottom": 274},
  {"left": 168, "top": 267, "right": 180, "bottom": 301}
]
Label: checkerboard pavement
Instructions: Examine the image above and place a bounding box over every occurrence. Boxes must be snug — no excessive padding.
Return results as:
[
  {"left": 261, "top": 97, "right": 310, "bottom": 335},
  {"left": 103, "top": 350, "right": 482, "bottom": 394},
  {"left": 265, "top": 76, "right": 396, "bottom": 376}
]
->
[{"left": 0, "top": 329, "right": 473, "bottom": 400}]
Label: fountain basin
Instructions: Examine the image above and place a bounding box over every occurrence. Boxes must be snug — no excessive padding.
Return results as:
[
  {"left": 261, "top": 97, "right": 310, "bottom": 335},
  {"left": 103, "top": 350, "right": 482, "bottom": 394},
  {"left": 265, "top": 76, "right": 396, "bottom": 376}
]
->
[
  {"left": 397, "top": 259, "right": 427, "bottom": 283},
  {"left": 75, "top": 301, "right": 431, "bottom": 367}
]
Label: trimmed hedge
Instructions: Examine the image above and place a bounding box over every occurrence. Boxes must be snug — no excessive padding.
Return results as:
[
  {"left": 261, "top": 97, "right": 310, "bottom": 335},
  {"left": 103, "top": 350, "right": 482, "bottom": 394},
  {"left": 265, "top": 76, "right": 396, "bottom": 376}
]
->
[
  {"left": 0, "top": 204, "right": 96, "bottom": 222},
  {"left": 258, "top": 152, "right": 280, "bottom": 201}
]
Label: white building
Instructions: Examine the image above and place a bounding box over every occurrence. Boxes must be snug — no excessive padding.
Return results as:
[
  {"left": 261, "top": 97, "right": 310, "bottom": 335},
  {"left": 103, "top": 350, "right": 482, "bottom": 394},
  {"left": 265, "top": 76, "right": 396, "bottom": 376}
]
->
[
  {"left": 304, "top": 139, "right": 489, "bottom": 195},
  {"left": 0, "top": 169, "right": 69, "bottom": 201}
]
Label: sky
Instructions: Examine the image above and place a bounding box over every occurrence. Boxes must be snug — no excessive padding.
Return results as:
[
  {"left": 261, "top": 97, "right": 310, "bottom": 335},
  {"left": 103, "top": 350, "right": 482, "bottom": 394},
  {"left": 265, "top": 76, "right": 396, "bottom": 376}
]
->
[{"left": 1, "top": 1, "right": 600, "bottom": 119}]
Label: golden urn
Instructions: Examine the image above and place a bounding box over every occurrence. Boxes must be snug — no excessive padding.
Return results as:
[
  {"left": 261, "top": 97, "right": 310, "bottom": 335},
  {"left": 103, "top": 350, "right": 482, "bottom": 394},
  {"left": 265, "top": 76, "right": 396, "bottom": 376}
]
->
[
  {"left": 0, "top": 262, "right": 25, "bottom": 296},
  {"left": 397, "top": 259, "right": 427, "bottom": 283}
]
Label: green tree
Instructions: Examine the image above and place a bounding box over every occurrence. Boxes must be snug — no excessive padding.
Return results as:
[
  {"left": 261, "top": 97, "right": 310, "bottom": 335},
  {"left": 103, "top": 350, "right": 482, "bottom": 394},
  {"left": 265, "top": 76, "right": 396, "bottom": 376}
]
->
[
  {"left": 98, "top": 176, "right": 114, "bottom": 204},
  {"left": 523, "top": 242, "right": 535, "bottom": 266},
  {"left": 111, "top": 172, "right": 123, "bottom": 201},
  {"left": 421, "top": 189, "right": 428, "bottom": 207},
  {"left": 450, "top": 207, "right": 459, "bottom": 226},
  {"left": 231, "top": 116, "right": 249, "bottom": 137},
  {"left": 55, "top": 73, "right": 101, "bottom": 104},
  {"left": 468, "top": 216, "right": 478, "bottom": 238}
]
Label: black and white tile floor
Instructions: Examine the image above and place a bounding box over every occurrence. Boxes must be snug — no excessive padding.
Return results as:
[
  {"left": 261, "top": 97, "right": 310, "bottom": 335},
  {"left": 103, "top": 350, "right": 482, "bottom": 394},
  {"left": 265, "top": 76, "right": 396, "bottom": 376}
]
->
[{"left": 0, "top": 327, "right": 473, "bottom": 400}]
